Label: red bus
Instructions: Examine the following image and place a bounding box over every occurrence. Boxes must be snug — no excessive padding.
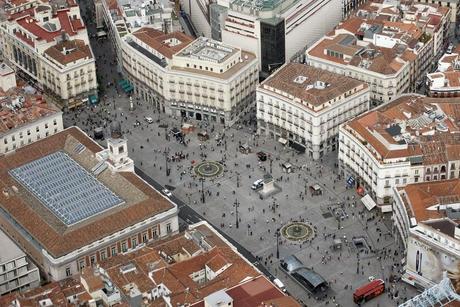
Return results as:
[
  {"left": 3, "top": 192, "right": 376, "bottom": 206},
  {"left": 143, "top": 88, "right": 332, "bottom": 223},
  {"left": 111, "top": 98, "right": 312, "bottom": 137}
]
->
[{"left": 353, "top": 279, "right": 385, "bottom": 304}]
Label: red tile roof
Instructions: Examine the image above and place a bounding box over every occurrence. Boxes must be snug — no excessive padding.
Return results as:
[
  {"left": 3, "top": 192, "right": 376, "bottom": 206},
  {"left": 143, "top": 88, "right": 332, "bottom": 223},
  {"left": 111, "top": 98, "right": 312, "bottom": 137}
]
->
[
  {"left": 14, "top": 9, "right": 84, "bottom": 44},
  {"left": 0, "top": 127, "right": 175, "bottom": 257},
  {"left": 0, "top": 278, "right": 93, "bottom": 306},
  {"left": 191, "top": 276, "right": 301, "bottom": 307},
  {"left": 132, "top": 27, "right": 193, "bottom": 59},
  {"left": 100, "top": 224, "right": 265, "bottom": 306},
  {"left": 400, "top": 179, "right": 460, "bottom": 222},
  {"left": 44, "top": 39, "right": 93, "bottom": 65},
  {"left": 344, "top": 95, "right": 460, "bottom": 161}
]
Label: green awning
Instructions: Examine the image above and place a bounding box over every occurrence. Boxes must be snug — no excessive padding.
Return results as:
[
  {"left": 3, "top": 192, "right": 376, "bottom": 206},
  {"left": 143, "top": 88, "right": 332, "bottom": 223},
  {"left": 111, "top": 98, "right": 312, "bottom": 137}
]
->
[
  {"left": 123, "top": 85, "right": 133, "bottom": 93},
  {"left": 89, "top": 95, "right": 98, "bottom": 104}
]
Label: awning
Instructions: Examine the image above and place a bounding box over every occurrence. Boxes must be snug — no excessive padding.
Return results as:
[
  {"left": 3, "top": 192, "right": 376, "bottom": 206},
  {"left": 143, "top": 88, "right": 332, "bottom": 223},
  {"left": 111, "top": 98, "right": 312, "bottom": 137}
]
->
[
  {"left": 278, "top": 137, "right": 288, "bottom": 145},
  {"left": 118, "top": 79, "right": 128, "bottom": 87},
  {"left": 289, "top": 140, "right": 306, "bottom": 153},
  {"left": 88, "top": 95, "right": 98, "bottom": 105},
  {"left": 97, "top": 30, "right": 107, "bottom": 37},
  {"left": 361, "top": 194, "right": 377, "bottom": 211}
]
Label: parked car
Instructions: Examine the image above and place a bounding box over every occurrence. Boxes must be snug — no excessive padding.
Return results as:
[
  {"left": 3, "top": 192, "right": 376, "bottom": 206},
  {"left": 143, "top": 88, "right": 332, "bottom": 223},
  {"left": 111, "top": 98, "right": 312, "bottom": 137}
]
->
[
  {"left": 161, "top": 188, "right": 172, "bottom": 197},
  {"left": 145, "top": 116, "right": 154, "bottom": 124},
  {"left": 251, "top": 179, "right": 264, "bottom": 190}
]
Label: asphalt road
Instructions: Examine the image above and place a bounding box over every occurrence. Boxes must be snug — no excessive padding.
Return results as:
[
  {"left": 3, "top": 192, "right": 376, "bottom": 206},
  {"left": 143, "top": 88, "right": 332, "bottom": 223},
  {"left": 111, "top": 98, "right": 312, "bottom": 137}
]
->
[{"left": 133, "top": 166, "right": 276, "bottom": 281}]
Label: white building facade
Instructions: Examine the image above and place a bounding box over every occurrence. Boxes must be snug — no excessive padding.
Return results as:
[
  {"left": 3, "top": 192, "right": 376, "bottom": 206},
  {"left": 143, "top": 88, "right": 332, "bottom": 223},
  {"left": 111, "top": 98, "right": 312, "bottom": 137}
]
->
[
  {"left": 392, "top": 181, "right": 460, "bottom": 289},
  {"left": 339, "top": 95, "right": 460, "bottom": 209},
  {"left": 257, "top": 63, "right": 370, "bottom": 159},
  {"left": 209, "top": 0, "right": 344, "bottom": 76},
  {"left": 0, "top": 230, "right": 40, "bottom": 295},
  {"left": 122, "top": 31, "right": 258, "bottom": 126},
  {"left": 0, "top": 0, "right": 97, "bottom": 103}
]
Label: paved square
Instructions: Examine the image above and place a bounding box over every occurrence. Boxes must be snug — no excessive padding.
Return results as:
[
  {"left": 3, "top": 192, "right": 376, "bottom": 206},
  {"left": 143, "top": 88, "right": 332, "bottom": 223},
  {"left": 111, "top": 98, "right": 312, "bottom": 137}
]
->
[{"left": 62, "top": 17, "right": 418, "bottom": 304}]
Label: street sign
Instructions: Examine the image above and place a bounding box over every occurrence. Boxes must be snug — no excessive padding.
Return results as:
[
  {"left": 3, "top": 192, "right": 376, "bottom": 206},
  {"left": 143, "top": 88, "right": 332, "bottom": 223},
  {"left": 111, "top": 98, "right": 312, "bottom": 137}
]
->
[{"left": 347, "top": 176, "right": 355, "bottom": 187}]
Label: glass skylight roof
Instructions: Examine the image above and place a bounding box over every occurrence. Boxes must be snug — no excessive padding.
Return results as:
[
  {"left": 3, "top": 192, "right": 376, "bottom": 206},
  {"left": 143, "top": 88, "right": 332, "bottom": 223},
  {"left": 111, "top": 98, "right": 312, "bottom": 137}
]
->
[{"left": 9, "top": 151, "right": 124, "bottom": 225}]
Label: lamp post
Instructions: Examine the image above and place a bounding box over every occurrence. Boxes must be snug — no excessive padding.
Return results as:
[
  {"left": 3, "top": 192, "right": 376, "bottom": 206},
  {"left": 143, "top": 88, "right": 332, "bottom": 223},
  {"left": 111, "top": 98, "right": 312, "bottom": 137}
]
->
[
  {"left": 269, "top": 155, "right": 273, "bottom": 174},
  {"left": 164, "top": 148, "right": 170, "bottom": 176},
  {"left": 276, "top": 228, "right": 280, "bottom": 259},
  {"left": 200, "top": 178, "right": 205, "bottom": 203},
  {"left": 236, "top": 172, "right": 240, "bottom": 188},
  {"left": 234, "top": 199, "right": 240, "bottom": 229}
]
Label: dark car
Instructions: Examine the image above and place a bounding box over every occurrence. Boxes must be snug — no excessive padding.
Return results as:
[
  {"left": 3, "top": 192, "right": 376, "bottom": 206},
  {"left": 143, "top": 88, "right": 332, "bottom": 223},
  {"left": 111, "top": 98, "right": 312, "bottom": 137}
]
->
[{"left": 257, "top": 151, "right": 268, "bottom": 161}]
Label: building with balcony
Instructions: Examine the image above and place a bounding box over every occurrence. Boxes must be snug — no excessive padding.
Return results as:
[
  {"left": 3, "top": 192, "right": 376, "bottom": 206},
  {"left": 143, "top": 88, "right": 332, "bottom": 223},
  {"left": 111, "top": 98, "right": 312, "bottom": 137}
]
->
[
  {"left": 0, "top": 278, "right": 98, "bottom": 306},
  {"left": 95, "top": 0, "right": 173, "bottom": 75},
  {"left": 0, "top": 229, "right": 40, "bottom": 295},
  {"left": 257, "top": 63, "right": 369, "bottom": 159},
  {"left": 0, "top": 0, "right": 97, "bottom": 104},
  {"left": 122, "top": 29, "right": 258, "bottom": 126},
  {"left": 83, "top": 221, "right": 300, "bottom": 306},
  {"left": 0, "top": 126, "right": 179, "bottom": 281},
  {"left": 392, "top": 180, "right": 460, "bottom": 289},
  {"left": 0, "top": 63, "right": 63, "bottom": 155},
  {"left": 339, "top": 94, "right": 460, "bottom": 210},
  {"left": 306, "top": 1, "right": 450, "bottom": 106},
  {"left": 427, "top": 51, "right": 460, "bottom": 97}
]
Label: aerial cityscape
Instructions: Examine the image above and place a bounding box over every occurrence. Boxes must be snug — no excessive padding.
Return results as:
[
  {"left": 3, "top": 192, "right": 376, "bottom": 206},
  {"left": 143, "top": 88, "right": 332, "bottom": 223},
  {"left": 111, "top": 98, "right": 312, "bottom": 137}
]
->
[{"left": 0, "top": 0, "right": 459, "bottom": 305}]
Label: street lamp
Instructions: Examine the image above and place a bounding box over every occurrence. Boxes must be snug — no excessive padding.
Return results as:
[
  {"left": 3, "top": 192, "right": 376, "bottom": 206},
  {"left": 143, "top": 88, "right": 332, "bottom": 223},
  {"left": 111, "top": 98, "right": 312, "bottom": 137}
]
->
[
  {"left": 200, "top": 178, "right": 205, "bottom": 203},
  {"left": 234, "top": 199, "right": 240, "bottom": 229},
  {"left": 164, "top": 148, "right": 170, "bottom": 176},
  {"left": 236, "top": 172, "right": 240, "bottom": 188},
  {"left": 276, "top": 228, "right": 280, "bottom": 259},
  {"left": 272, "top": 198, "right": 276, "bottom": 213},
  {"left": 269, "top": 156, "right": 273, "bottom": 174}
]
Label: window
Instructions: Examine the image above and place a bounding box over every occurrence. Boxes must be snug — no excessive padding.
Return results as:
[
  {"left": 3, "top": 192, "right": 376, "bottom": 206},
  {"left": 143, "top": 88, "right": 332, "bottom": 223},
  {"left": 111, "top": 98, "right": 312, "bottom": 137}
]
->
[
  {"left": 36, "top": 126, "right": 39, "bottom": 132},
  {"left": 3, "top": 139, "right": 6, "bottom": 144},
  {"left": 53, "top": 119, "right": 57, "bottom": 125},
  {"left": 90, "top": 255, "right": 96, "bottom": 265},
  {"left": 142, "top": 232, "right": 148, "bottom": 243},
  {"left": 27, "top": 130, "right": 31, "bottom": 136},
  {"left": 121, "top": 242, "right": 127, "bottom": 252},
  {"left": 79, "top": 260, "right": 85, "bottom": 270},
  {"left": 166, "top": 223, "right": 172, "bottom": 233},
  {"left": 111, "top": 246, "right": 117, "bottom": 256},
  {"left": 131, "top": 237, "right": 137, "bottom": 248},
  {"left": 100, "top": 250, "right": 106, "bottom": 261},
  {"left": 152, "top": 227, "right": 158, "bottom": 238},
  {"left": 66, "top": 267, "right": 71, "bottom": 277},
  {"left": 119, "top": 146, "right": 124, "bottom": 153},
  {"left": 45, "top": 123, "right": 48, "bottom": 129}
]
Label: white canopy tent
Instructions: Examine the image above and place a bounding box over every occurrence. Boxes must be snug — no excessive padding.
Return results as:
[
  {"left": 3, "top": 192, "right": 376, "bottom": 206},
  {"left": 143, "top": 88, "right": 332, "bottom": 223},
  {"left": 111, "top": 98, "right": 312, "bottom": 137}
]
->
[{"left": 361, "top": 194, "right": 377, "bottom": 211}]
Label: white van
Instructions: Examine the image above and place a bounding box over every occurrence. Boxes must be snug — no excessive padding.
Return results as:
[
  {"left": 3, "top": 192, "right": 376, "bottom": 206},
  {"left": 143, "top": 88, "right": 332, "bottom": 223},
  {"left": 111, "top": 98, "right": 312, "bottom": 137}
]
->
[
  {"left": 273, "top": 278, "right": 286, "bottom": 292},
  {"left": 251, "top": 179, "right": 264, "bottom": 190},
  {"left": 145, "top": 116, "right": 154, "bottom": 124}
]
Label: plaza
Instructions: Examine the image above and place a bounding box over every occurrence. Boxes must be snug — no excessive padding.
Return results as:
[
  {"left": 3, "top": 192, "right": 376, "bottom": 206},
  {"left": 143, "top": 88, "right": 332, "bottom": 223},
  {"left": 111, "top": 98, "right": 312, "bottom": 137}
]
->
[
  {"left": 63, "top": 94, "right": 417, "bottom": 306},
  {"left": 59, "top": 2, "right": 419, "bottom": 305}
]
